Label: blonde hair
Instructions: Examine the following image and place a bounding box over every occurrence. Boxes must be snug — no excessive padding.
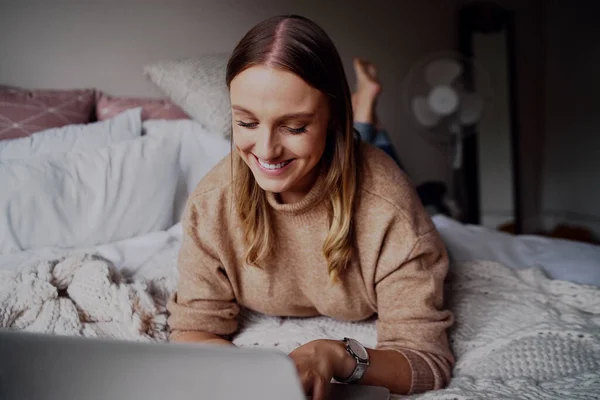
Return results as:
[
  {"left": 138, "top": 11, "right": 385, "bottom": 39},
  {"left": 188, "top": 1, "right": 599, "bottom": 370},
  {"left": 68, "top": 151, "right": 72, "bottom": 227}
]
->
[{"left": 227, "top": 15, "right": 361, "bottom": 281}]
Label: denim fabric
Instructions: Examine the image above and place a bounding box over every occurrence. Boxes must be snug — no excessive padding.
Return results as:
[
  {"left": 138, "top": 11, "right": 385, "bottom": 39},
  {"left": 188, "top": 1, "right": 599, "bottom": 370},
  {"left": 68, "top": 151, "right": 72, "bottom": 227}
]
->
[{"left": 354, "top": 122, "right": 403, "bottom": 169}]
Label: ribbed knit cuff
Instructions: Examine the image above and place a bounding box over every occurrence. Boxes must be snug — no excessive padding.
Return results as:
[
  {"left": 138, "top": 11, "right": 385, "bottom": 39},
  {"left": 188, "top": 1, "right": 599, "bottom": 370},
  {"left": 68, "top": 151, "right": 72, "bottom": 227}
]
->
[{"left": 396, "top": 349, "right": 435, "bottom": 394}]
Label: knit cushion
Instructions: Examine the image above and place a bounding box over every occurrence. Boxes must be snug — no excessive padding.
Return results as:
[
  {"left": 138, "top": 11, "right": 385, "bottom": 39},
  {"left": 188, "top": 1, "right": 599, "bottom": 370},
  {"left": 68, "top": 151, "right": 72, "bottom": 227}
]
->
[{"left": 144, "top": 53, "right": 231, "bottom": 138}]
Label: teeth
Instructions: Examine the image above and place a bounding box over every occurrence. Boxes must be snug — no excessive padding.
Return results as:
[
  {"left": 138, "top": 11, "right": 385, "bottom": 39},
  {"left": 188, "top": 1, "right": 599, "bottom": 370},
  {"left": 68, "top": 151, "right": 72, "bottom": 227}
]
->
[{"left": 258, "top": 158, "right": 290, "bottom": 170}]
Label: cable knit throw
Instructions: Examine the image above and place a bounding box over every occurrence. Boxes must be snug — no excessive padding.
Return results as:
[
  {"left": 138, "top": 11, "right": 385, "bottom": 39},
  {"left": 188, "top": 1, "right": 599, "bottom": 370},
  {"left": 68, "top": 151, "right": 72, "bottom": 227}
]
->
[
  {"left": 0, "top": 254, "right": 170, "bottom": 341},
  {"left": 1, "top": 254, "right": 599, "bottom": 400}
]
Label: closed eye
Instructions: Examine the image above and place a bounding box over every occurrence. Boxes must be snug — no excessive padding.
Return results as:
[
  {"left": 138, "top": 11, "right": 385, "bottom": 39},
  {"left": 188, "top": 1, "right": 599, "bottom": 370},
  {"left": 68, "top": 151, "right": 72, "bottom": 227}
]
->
[
  {"left": 236, "top": 121, "right": 258, "bottom": 129},
  {"left": 237, "top": 121, "right": 307, "bottom": 134},
  {"left": 285, "top": 126, "right": 307, "bottom": 134}
]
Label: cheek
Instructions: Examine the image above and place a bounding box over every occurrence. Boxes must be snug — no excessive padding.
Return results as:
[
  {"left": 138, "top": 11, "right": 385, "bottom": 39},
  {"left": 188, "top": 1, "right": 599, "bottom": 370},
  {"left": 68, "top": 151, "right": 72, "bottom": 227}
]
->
[
  {"left": 232, "top": 129, "right": 253, "bottom": 152},
  {"left": 296, "top": 130, "right": 327, "bottom": 160}
]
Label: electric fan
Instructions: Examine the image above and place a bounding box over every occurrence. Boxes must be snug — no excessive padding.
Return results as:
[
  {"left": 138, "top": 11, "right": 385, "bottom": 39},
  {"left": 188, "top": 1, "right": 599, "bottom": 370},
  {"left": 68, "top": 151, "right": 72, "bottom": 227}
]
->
[{"left": 401, "top": 52, "right": 494, "bottom": 218}]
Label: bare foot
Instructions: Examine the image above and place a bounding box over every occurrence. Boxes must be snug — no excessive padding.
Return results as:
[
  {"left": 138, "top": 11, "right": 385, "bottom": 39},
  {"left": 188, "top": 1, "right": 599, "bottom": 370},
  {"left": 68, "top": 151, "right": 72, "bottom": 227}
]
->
[
  {"left": 353, "top": 58, "right": 381, "bottom": 97},
  {"left": 352, "top": 58, "right": 382, "bottom": 124}
]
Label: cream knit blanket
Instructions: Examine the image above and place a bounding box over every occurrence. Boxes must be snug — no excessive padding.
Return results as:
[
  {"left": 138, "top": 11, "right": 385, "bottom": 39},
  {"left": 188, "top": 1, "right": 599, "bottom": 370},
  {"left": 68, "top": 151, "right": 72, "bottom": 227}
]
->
[
  {"left": 1, "top": 253, "right": 599, "bottom": 400},
  {"left": 0, "top": 254, "right": 170, "bottom": 341}
]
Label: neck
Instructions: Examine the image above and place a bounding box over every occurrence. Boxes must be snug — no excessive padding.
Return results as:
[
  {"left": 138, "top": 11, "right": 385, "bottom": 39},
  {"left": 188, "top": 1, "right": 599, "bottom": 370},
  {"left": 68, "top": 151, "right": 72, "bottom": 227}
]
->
[{"left": 278, "top": 164, "right": 321, "bottom": 204}]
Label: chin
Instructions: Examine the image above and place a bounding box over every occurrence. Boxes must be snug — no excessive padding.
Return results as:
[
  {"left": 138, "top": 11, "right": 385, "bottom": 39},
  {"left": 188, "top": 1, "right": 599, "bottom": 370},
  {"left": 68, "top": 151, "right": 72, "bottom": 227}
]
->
[{"left": 253, "top": 175, "right": 289, "bottom": 194}]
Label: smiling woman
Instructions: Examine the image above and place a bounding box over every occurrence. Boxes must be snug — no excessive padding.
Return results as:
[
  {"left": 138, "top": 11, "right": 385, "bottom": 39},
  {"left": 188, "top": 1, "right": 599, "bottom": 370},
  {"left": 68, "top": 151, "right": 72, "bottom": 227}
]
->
[
  {"left": 167, "top": 14, "right": 454, "bottom": 400},
  {"left": 229, "top": 64, "right": 329, "bottom": 203}
]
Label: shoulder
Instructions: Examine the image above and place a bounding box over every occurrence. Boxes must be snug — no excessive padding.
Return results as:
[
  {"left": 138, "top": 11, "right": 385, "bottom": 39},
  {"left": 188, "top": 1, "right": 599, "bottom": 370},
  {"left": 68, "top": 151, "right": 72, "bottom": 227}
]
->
[
  {"left": 359, "top": 141, "right": 413, "bottom": 195},
  {"left": 181, "top": 153, "right": 240, "bottom": 255},
  {"left": 355, "top": 143, "right": 447, "bottom": 285},
  {"left": 185, "top": 153, "right": 234, "bottom": 221},
  {"left": 190, "top": 153, "right": 233, "bottom": 197},
  {"left": 357, "top": 142, "right": 433, "bottom": 235}
]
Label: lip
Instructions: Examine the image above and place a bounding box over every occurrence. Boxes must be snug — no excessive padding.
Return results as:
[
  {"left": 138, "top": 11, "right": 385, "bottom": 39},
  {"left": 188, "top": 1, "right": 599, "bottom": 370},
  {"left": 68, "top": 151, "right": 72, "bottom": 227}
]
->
[{"left": 253, "top": 154, "right": 294, "bottom": 176}]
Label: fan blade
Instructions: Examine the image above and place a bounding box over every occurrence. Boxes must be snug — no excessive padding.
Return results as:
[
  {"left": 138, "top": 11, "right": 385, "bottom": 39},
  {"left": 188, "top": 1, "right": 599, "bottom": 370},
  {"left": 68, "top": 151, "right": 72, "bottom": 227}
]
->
[
  {"left": 425, "top": 59, "right": 463, "bottom": 86},
  {"left": 412, "top": 96, "right": 441, "bottom": 128},
  {"left": 458, "top": 93, "right": 484, "bottom": 125}
]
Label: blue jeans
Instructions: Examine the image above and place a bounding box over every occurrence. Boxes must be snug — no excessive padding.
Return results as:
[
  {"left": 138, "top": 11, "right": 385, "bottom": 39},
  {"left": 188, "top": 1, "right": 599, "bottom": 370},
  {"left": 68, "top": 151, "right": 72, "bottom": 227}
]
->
[{"left": 354, "top": 122, "right": 403, "bottom": 169}]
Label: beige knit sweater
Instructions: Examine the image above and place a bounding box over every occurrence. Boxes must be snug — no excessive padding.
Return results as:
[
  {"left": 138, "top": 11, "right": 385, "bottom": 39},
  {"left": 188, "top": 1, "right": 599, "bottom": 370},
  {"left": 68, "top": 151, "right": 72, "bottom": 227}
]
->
[{"left": 168, "top": 143, "right": 455, "bottom": 394}]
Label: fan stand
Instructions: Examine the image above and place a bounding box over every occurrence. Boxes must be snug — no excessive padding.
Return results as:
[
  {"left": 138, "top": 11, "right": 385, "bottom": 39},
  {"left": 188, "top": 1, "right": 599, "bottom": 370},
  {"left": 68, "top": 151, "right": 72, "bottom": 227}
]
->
[{"left": 448, "top": 131, "right": 468, "bottom": 221}]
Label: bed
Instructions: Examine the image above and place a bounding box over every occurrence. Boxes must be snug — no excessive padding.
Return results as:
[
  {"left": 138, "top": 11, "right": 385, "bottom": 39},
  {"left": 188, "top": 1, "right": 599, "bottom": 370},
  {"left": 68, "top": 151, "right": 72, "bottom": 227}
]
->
[
  {"left": 2, "top": 207, "right": 599, "bottom": 399},
  {"left": 1, "top": 64, "right": 600, "bottom": 400}
]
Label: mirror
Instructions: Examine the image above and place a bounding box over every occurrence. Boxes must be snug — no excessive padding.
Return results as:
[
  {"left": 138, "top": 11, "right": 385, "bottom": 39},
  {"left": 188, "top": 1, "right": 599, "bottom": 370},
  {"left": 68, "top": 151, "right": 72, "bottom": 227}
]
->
[{"left": 459, "top": 2, "right": 522, "bottom": 233}]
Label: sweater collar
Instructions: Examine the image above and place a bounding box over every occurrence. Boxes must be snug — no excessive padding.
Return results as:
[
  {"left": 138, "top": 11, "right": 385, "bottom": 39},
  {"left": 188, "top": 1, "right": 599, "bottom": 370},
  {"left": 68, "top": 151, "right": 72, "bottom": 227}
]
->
[{"left": 266, "top": 167, "right": 328, "bottom": 215}]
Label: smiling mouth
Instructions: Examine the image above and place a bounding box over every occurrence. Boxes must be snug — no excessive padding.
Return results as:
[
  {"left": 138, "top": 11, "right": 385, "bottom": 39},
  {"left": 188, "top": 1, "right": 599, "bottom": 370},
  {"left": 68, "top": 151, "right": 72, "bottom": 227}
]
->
[{"left": 254, "top": 155, "right": 294, "bottom": 170}]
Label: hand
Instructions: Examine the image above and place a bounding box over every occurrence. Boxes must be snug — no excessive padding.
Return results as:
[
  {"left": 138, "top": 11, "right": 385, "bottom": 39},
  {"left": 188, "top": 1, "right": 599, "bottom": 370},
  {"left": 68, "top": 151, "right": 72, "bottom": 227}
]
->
[{"left": 288, "top": 339, "right": 354, "bottom": 400}]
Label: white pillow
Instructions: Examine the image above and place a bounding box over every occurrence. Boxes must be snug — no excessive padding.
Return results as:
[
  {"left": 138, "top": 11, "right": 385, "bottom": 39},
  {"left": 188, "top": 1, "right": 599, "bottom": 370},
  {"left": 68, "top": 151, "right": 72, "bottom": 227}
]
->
[
  {"left": 144, "top": 53, "right": 232, "bottom": 138},
  {"left": 0, "top": 131, "right": 181, "bottom": 254},
  {"left": 143, "top": 119, "right": 231, "bottom": 220},
  {"left": 0, "top": 107, "right": 142, "bottom": 160}
]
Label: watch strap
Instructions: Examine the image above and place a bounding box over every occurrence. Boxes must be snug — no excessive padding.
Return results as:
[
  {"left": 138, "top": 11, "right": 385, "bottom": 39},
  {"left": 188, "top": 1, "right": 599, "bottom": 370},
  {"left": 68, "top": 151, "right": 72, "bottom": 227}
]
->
[
  {"left": 337, "top": 360, "right": 368, "bottom": 383},
  {"left": 334, "top": 338, "right": 369, "bottom": 383}
]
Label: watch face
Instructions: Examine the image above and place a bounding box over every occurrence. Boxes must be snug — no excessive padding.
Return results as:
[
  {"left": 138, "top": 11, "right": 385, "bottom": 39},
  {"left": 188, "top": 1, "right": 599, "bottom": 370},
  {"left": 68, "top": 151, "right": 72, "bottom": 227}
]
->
[{"left": 348, "top": 339, "right": 368, "bottom": 360}]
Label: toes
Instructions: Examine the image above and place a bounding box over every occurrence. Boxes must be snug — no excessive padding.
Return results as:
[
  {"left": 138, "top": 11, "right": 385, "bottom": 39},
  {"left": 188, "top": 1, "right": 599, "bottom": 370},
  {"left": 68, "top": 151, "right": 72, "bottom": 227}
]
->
[
  {"left": 367, "top": 63, "right": 378, "bottom": 79},
  {"left": 354, "top": 59, "right": 368, "bottom": 79},
  {"left": 354, "top": 58, "right": 379, "bottom": 82}
]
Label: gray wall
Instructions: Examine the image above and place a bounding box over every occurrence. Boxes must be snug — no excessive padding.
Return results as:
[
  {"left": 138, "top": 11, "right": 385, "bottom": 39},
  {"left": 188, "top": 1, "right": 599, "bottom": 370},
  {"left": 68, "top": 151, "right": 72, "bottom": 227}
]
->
[
  {"left": 542, "top": 0, "right": 600, "bottom": 238},
  {"left": 0, "top": 0, "right": 460, "bottom": 186},
  {"left": 0, "top": 0, "right": 547, "bottom": 225}
]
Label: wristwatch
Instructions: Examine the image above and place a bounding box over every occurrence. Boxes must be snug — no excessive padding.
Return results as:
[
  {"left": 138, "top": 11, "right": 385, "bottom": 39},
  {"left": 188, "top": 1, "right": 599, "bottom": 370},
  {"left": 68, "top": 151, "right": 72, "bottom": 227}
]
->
[{"left": 334, "top": 337, "right": 370, "bottom": 383}]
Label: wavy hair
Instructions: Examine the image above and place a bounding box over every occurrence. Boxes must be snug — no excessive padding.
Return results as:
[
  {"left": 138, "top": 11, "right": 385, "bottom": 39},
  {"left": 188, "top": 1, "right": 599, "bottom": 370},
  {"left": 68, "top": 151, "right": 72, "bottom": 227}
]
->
[{"left": 226, "top": 15, "right": 360, "bottom": 281}]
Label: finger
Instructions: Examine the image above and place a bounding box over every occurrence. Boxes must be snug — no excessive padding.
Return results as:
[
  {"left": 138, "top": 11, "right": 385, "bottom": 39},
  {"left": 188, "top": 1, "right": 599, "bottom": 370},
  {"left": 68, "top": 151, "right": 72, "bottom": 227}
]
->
[
  {"left": 300, "top": 373, "right": 314, "bottom": 396},
  {"left": 311, "top": 378, "right": 328, "bottom": 400}
]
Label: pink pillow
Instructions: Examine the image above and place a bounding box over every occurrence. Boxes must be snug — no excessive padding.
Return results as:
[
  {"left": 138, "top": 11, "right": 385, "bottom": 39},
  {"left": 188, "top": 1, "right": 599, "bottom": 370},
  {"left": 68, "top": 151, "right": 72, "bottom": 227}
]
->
[
  {"left": 0, "top": 86, "right": 96, "bottom": 141},
  {"left": 96, "top": 93, "right": 189, "bottom": 121}
]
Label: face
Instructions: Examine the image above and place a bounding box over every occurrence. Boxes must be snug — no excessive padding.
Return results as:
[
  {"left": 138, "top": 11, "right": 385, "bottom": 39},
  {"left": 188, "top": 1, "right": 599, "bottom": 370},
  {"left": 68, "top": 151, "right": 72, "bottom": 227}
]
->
[{"left": 230, "top": 65, "right": 330, "bottom": 203}]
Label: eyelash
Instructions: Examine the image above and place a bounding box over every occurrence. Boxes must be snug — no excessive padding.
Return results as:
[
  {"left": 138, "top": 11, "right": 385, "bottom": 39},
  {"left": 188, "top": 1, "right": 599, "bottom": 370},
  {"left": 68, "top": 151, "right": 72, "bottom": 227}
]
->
[{"left": 236, "top": 121, "right": 307, "bottom": 134}]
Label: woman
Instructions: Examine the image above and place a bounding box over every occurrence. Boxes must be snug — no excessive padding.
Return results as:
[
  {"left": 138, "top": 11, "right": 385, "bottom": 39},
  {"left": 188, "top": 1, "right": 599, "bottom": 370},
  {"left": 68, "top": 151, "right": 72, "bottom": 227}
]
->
[{"left": 168, "top": 14, "right": 454, "bottom": 399}]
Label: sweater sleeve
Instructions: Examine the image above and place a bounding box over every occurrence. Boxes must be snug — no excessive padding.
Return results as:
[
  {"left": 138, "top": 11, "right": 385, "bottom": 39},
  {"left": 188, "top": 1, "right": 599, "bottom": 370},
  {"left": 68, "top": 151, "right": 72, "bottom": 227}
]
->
[
  {"left": 167, "top": 199, "right": 239, "bottom": 339},
  {"left": 374, "top": 221, "right": 455, "bottom": 394}
]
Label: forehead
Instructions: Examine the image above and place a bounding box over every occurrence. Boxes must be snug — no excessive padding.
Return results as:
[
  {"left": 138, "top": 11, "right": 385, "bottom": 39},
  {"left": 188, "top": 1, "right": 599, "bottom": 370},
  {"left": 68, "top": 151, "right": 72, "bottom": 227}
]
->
[{"left": 229, "top": 65, "right": 326, "bottom": 117}]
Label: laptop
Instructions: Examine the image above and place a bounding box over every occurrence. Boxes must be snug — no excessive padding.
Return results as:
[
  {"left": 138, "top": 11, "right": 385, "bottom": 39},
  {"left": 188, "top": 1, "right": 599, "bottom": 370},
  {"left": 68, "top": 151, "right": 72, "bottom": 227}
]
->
[{"left": 0, "top": 330, "right": 390, "bottom": 400}]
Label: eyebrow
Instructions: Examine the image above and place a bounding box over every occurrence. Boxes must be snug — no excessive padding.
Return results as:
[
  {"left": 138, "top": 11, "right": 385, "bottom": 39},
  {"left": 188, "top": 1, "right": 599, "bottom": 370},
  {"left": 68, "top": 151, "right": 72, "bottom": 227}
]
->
[{"left": 232, "top": 105, "right": 315, "bottom": 120}]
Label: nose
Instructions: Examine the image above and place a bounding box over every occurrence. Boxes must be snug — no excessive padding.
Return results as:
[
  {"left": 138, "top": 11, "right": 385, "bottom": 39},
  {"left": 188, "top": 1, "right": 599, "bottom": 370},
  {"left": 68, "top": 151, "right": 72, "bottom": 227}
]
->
[{"left": 254, "top": 127, "right": 281, "bottom": 161}]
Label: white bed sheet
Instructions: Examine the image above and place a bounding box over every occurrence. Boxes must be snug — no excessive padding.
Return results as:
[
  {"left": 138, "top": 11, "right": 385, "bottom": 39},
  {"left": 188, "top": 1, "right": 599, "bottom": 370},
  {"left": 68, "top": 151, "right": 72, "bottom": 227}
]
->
[
  {"left": 2, "top": 216, "right": 599, "bottom": 286},
  {"left": 433, "top": 215, "right": 600, "bottom": 286},
  {"left": 0, "top": 223, "right": 183, "bottom": 275}
]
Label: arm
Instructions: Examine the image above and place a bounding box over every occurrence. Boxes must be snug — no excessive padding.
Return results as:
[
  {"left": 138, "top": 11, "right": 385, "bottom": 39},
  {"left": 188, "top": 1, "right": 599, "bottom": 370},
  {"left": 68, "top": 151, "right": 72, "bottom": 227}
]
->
[
  {"left": 167, "top": 199, "right": 239, "bottom": 345},
  {"left": 373, "top": 226, "right": 455, "bottom": 394},
  {"left": 290, "top": 339, "right": 414, "bottom": 395},
  {"left": 289, "top": 228, "right": 453, "bottom": 398},
  {"left": 170, "top": 331, "right": 233, "bottom": 346},
  {"left": 331, "top": 341, "right": 413, "bottom": 394}
]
